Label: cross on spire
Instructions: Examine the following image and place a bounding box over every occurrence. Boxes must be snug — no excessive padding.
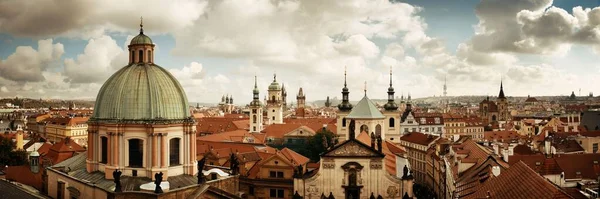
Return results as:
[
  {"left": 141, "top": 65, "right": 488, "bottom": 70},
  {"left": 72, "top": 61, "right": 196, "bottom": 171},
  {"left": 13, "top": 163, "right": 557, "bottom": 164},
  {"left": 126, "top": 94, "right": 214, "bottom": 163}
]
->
[
  {"left": 364, "top": 81, "right": 367, "bottom": 96},
  {"left": 344, "top": 65, "right": 347, "bottom": 87},
  {"left": 140, "top": 16, "right": 144, "bottom": 34},
  {"left": 389, "top": 65, "right": 393, "bottom": 87}
]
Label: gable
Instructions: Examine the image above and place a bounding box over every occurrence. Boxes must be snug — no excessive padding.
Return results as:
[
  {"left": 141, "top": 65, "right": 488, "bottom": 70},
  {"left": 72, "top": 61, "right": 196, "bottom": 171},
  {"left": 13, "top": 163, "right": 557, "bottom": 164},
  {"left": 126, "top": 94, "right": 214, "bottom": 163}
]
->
[
  {"left": 283, "top": 126, "right": 315, "bottom": 137},
  {"left": 322, "top": 140, "right": 385, "bottom": 158}
]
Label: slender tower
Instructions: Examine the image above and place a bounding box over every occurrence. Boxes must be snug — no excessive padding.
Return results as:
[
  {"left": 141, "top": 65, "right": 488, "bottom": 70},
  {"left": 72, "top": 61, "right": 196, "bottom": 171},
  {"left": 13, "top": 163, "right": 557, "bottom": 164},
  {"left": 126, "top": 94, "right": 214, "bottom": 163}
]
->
[
  {"left": 383, "top": 66, "right": 399, "bottom": 140},
  {"left": 267, "top": 74, "right": 283, "bottom": 124},
  {"left": 249, "top": 76, "right": 263, "bottom": 133},
  {"left": 336, "top": 67, "right": 353, "bottom": 141}
]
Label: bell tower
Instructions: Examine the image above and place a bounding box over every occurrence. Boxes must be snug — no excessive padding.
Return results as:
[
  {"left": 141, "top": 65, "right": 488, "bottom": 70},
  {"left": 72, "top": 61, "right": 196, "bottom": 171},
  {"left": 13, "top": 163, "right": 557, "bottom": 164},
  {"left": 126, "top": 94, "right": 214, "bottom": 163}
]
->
[
  {"left": 267, "top": 74, "right": 283, "bottom": 124},
  {"left": 249, "top": 76, "right": 263, "bottom": 133}
]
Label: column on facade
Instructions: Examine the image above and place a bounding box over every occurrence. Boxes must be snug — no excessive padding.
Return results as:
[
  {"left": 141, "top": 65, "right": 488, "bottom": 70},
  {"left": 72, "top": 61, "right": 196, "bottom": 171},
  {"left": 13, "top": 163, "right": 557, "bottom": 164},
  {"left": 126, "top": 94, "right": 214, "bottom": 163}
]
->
[
  {"left": 113, "top": 132, "right": 118, "bottom": 167},
  {"left": 87, "top": 131, "right": 93, "bottom": 162},
  {"left": 152, "top": 133, "right": 157, "bottom": 167},
  {"left": 107, "top": 132, "right": 113, "bottom": 165},
  {"left": 161, "top": 133, "right": 167, "bottom": 168}
]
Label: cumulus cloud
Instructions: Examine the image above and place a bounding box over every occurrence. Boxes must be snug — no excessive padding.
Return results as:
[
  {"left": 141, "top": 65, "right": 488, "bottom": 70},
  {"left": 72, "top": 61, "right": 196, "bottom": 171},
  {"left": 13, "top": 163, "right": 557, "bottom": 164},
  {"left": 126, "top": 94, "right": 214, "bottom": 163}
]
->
[
  {"left": 0, "top": 39, "right": 64, "bottom": 82},
  {"left": 0, "top": 0, "right": 206, "bottom": 38},
  {"left": 63, "top": 35, "right": 124, "bottom": 83}
]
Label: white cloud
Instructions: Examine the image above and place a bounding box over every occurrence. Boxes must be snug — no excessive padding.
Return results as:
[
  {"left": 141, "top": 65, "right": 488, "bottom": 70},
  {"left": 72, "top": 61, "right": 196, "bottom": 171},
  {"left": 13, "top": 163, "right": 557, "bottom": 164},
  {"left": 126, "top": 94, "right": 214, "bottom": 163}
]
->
[
  {"left": 63, "top": 35, "right": 125, "bottom": 83},
  {"left": 0, "top": 86, "right": 8, "bottom": 93},
  {"left": 0, "top": 39, "right": 64, "bottom": 82}
]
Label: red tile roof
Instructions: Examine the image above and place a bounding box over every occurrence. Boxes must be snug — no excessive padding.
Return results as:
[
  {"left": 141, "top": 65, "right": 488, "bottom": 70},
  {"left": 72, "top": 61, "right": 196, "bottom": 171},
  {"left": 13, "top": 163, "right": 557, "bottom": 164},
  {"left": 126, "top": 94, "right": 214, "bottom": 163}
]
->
[
  {"left": 196, "top": 117, "right": 249, "bottom": 135},
  {"left": 484, "top": 131, "right": 522, "bottom": 142},
  {"left": 400, "top": 132, "right": 439, "bottom": 146},
  {"left": 44, "top": 117, "right": 89, "bottom": 126},
  {"left": 466, "top": 161, "right": 572, "bottom": 199},
  {"left": 197, "top": 130, "right": 262, "bottom": 143},
  {"left": 43, "top": 137, "right": 85, "bottom": 164}
]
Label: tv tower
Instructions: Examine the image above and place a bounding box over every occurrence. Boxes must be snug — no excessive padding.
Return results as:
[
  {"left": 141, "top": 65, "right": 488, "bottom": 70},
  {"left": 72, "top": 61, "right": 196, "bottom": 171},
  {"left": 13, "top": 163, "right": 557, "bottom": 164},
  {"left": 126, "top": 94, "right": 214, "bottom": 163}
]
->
[{"left": 443, "top": 76, "right": 447, "bottom": 97}]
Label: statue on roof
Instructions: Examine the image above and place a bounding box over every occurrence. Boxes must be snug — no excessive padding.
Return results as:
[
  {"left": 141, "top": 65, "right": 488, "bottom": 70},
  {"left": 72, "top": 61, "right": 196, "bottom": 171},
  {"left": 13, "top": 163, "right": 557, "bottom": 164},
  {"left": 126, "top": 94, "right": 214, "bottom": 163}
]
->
[
  {"left": 113, "top": 170, "right": 122, "bottom": 192},
  {"left": 229, "top": 153, "right": 239, "bottom": 175},
  {"left": 197, "top": 157, "right": 206, "bottom": 184},
  {"left": 154, "top": 172, "right": 163, "bottom": 193}
]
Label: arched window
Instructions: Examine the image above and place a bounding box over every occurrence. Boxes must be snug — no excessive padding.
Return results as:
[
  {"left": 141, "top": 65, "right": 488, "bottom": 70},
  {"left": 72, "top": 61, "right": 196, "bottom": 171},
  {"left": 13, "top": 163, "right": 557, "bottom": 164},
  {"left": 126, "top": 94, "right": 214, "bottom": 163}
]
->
[
  {"left": 169, "top": 138, "right": 180, "bottom": 165},
  {"left": 101, "top": 136, "right": 108, "bottom": 164},
  {"left": 348, "top": 168, "right": 357, "bottom": 186},
  {"left": 389, "top": 118, "right": 395, "bottom": 128},
  {"left": 376, "top": 124, "right": 382, "bottom": 137},
  {"left": 253, "top": 115, "right": 257, "bottom": 124},
  {"left": 272, "top": 116, "right": 275, "bottom": 121},
  {"left": 148, "top": 50, "right": 152, "bottom": 62},
  {"left": 271, "top": 96, "right": 276, "bottom": 102},
  {"left": 492, "top": 115, "right": 497, "bottom": 121},
  {"left": 138, "top": 50, "right": 143, "bottom": 62},
  {"left": 360, "top": 125, "right": 368, "bottom": 133},
  {"left": 128, "top": 139, "right": 143, "bottom": 167},
  {"left": 342, "top": 118, "right": 347, "bottom": 127}
]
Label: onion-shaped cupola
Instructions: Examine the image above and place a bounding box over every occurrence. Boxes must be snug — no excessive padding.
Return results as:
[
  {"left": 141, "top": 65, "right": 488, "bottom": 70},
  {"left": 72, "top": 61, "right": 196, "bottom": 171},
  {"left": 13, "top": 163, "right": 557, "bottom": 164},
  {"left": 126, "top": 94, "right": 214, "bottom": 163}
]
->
[
  {"left": 384, "top": 66, "right": 398, "bottom": 111},
  {"left": 250, "top": 76, "right": 262, "bottom": 107},
  {"left": 338, "top": 67, "right": 353, "bottom": 112},
  {"left": 268, "top": 74, "right": 281, "bottom": 91}
]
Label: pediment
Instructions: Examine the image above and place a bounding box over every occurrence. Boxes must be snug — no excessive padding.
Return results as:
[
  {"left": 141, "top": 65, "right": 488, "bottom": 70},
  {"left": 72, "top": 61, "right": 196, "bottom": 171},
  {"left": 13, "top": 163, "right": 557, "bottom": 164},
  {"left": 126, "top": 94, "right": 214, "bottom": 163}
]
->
[
  {"left": 284, "top": 126, "right": 315, "bottom": 137},
  {"left": 322, "top": 139, "right": 384, "bottom": 157}
]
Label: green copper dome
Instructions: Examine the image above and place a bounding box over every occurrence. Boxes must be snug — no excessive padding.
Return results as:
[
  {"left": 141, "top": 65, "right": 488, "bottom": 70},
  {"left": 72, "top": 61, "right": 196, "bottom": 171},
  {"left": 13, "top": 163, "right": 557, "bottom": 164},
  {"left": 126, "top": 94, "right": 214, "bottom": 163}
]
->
[
  {"left": 91, "top": 63, "right": 190, "bottom": 122},
  {"left": 268, "top": 74, "right": 281, "bottom": 91},
  {"left": 130, "top": 34, "right": 153, "bottom": 45}
]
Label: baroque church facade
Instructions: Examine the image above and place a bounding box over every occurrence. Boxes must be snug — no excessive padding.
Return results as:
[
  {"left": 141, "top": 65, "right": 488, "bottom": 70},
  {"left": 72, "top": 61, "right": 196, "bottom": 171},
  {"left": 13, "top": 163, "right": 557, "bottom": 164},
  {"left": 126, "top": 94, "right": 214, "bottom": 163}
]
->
[{"left": 295, "top": 68, "right": 414, "bottom": 199}]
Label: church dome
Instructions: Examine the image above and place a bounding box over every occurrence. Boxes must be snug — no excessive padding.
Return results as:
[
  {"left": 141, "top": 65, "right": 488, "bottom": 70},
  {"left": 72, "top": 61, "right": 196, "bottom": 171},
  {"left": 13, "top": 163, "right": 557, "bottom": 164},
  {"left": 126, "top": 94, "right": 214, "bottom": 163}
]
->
[
  {"left": 130, "top": 34, "right": 153, "bottom": 45},
  {"left": 91, "top": 63, "right": 190, "bottom": 122},
  {"left": 268, "top": 74, "right": 281, "bottom": 90}
]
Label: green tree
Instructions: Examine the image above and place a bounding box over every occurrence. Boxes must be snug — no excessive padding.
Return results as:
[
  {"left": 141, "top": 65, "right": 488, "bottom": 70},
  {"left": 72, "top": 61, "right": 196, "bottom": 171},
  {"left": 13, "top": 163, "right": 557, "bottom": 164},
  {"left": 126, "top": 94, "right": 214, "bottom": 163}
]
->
[
  {"left": 304, "top": 128, "right": 336, "bottom": 162},
  {"left": 0, "top": 136, "right": 28, "bottom": 166}
]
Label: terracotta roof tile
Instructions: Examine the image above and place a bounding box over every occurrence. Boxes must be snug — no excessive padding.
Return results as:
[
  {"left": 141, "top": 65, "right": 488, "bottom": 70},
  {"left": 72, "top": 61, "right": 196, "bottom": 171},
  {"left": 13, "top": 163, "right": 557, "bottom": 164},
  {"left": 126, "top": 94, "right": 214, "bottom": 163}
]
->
[
  {"left": 400, "top": 132, "right": 439, "bottom": 146},
  {"left": 466, "top": 161, "right": 572, "bottom": 199}
]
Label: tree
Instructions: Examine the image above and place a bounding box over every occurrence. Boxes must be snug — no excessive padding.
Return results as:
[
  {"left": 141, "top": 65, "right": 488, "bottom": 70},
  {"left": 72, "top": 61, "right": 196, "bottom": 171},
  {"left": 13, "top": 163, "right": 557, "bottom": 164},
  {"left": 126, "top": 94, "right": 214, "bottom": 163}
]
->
[
  {"left": 304, "top": 128, "right": 336, "bottom": 162},
  {"left": 0, "top": 136, "right": 28, "bottom": 166}
]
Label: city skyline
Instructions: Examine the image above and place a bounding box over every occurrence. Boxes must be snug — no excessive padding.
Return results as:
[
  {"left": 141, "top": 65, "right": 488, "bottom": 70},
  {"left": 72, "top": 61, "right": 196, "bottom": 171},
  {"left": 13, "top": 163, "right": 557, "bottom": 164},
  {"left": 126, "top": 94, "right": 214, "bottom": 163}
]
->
[{"left": 1, "top": 0, "right": 600, "bottom": 103}]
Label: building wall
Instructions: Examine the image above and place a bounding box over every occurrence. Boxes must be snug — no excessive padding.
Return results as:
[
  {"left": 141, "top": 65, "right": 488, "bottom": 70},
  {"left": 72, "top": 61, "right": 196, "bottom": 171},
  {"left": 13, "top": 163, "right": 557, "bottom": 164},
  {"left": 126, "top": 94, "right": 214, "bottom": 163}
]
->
[
  {"left": 86, "top": 123, "right": 197, "bottom": 180},
  {"left": 336, "top": 112, "right": 350, "bottom": 141},
  {"left": 294, "top": 157, "right": 412, "bottom": 198},
  {"left": 384, "top": 112, "right": 400, "bottom": 142},
  {"left": 47, "top": 168, "right": 108, "bottom": 199},
  {"left": 46, "top": 123, "right": 88, "bottom": 146},
  {"left": 575, "top": 136, "right": 600, "bottom": 154}
]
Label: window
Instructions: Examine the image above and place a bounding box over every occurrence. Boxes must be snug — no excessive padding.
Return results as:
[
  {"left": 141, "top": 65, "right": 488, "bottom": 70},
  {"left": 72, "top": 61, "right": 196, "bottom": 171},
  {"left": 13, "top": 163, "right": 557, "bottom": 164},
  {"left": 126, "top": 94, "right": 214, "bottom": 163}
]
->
[
  {"left": 253, "top": 115, "right": 257, "bottom": 124},
  {"left": 211, "top": 173, "right": 217, "bottom": 180},
  {"left": 342, "top": 118, "right": 347, "bottom": 127},
  {"left": 435, "top": 117, "right": 440, "bottom": 124},
  {"left": 169, "top": 138, "right": 180, "bottom": 165},
  {"left": 128, "top": 139, "right": 143, "bottom": 167},
  {"left": 249, "top": 186, "right": 255, "bottom": 195},
  {"left": 269, "top": 171, "right": 284, "bottom": 178},
  {"left": 404, "top": 128, "right": 408, "bottom": 132},
  {"left": 253, "top": 127, "right": 256, "bottom": 131},
  {"left": 57, "top": 181, "right": 65, "bottom": 199},
  {"left": 389, "top": 118, "right": 395, "bottom": 128},
  {"left": 138, "top": 50, "right": 143, "bottom": 62},
  {"left": 101, "top": 136, "right": 108, "bottom": 164},
  {"left": 348, "top": 168, "right": 357, "bottom": 186},
  {"left": 272, "top": 109, "right": 275, "bottom": 112},
  {"left": 252, "top": 109, "right": 257, "bottom": 114},
  {"left": 438, "top": 127, "right": 442, "bottom": 132},
  {"left": 270, "top": 189, "right": 285, "bottom": 198},
  {"left": 272, "top": 116, "right": 275, "bottom": 121},
  {"left": 594, "top": 143, "right": 598, "bottom": 153}
]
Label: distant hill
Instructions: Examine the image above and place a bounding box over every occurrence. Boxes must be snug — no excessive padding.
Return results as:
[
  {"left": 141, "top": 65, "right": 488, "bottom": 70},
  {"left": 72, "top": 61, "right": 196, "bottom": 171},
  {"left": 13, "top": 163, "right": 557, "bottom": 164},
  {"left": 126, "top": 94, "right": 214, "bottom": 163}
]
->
[{"left": 0, "top": 98, "right": 95, "bottom": 109}]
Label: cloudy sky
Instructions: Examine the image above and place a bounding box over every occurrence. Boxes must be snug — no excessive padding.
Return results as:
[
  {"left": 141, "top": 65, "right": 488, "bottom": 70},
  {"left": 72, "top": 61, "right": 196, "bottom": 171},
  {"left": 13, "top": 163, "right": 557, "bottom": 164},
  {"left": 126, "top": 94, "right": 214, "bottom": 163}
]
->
[{"left": 1, "top": 0, "right": 600, "bottom": 104}]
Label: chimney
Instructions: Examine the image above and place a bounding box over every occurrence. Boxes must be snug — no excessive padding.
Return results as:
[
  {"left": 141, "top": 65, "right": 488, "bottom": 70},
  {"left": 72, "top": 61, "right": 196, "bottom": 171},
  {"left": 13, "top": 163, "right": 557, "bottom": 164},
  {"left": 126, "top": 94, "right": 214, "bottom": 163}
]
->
[
  {"left": 492, "top": 143, "right": 499, "bottom": 155},
  {"left": 502, "top": 149, "right": 509, "bottom": 162},
  {"left": 544, "top": 139, "right": 551, "bottom": 155}
]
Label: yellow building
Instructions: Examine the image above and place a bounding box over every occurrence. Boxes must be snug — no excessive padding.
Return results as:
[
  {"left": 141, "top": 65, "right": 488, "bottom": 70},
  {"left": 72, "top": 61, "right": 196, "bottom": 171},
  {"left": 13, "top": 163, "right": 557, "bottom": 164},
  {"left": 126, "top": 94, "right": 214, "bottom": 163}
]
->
[{"left": 44, "top": 117, "right": 89, "bottom": 146}]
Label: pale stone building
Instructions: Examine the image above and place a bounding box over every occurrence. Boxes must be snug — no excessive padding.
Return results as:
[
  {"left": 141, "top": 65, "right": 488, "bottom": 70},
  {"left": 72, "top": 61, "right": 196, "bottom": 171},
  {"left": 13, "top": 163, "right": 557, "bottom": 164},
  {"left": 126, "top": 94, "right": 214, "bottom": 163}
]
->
[
  {"left": 249, "top": 76, "right": 264, "bottom": 133},
  {"left": 267, "top": 74, "right": 284, "bottom": 124}
]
